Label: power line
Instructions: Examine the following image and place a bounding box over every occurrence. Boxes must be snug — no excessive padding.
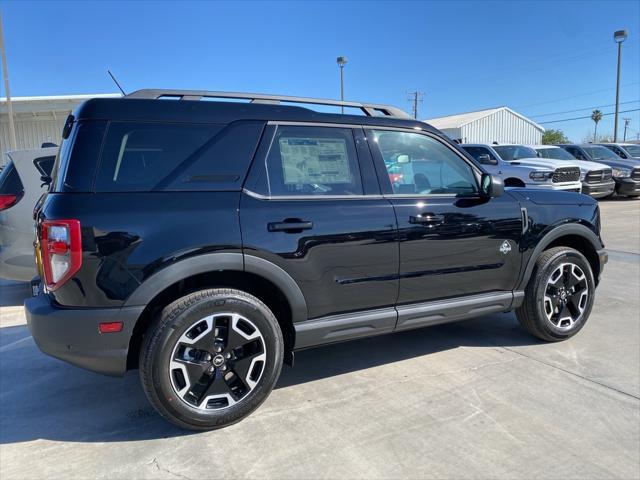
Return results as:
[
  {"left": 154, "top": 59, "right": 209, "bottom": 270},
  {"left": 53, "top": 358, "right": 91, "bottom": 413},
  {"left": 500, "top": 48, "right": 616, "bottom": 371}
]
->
[
  {"left": 539, "top": 108, "right": 640, "bottom": 125},
  {"left": 530, "top": 100, "right": 639, "bottom": 118},
  {"left": 514, "top": 82, "right": 640, "bottom": 109}
]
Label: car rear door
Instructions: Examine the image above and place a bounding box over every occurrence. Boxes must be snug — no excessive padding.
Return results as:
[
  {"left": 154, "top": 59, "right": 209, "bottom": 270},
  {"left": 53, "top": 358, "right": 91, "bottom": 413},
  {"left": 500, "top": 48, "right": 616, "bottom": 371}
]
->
[
  {"left": 240, "top": 123, "right": 399, "bottom": 334},
  {"left": 366, "top": 128, "right": 523, "bottom": 328}
]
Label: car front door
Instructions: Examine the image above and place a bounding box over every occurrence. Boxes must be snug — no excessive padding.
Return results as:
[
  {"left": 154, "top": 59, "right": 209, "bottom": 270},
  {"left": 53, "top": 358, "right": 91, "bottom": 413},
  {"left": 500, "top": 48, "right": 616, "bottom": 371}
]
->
[
  {"left": 241, "top": 124, "right": 399, "bottom": 337},
  {"left": 366, "top": 129, "right": 523, "bottom": 328}
]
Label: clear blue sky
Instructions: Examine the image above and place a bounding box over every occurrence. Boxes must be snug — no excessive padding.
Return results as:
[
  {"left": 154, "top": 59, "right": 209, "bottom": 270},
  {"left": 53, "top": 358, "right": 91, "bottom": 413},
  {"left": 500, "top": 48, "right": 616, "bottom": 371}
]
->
[{"left": 2, "top": 0, "right": 639, "bottom": 142}]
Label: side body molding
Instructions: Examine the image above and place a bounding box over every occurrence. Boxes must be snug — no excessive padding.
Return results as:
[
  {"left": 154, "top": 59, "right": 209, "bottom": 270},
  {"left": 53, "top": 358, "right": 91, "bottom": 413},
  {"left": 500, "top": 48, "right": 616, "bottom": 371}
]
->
[
  {"left": 517, "top": 223, "right": 604, "bottom": 290},
  {"left": 124, "top": 252, "right": 308, "bottom": 323}
]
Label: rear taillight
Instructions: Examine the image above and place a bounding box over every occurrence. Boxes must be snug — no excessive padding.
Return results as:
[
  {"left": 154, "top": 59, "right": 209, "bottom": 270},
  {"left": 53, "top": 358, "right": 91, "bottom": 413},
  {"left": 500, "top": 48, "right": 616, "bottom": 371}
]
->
[
  {"left": 40, "top": 219, "right": 82, "bottom": 290},
  {"left": 0, "top": 194, "right": 19, "bottom": 211}
]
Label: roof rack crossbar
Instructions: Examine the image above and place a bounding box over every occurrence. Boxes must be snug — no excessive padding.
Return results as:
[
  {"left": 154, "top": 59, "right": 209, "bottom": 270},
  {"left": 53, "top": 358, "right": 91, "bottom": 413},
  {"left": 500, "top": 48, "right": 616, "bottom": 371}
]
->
[{"left": 125, "top": 89, "right": 412, "bottom": 119}]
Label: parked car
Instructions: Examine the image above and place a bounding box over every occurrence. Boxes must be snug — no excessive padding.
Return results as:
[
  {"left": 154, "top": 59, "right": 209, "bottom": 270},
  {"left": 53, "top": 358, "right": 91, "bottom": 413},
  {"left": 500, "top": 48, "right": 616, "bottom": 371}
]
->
[
  {"left": 27, "top": 90, "right": 607, "bottom": 430},
  {"left": 0, "top": 147, "right": 57, "bottom": 281},
  {"left": 460, "top": 144, "right": 582, "bottom": 192},
  {"left": 557, "top": 144, "right": 640, "bottom": 198},
  {"left": 596, "top": 143, "right": 640, "bottom": 161},
  {"left": 532, "top": 145, "right": 615, "bottom": 199}
]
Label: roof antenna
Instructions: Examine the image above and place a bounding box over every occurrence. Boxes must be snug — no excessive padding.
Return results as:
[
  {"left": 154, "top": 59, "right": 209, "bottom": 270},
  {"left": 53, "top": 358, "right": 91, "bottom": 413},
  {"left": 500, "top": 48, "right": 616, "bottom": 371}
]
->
[{"left": 107, "top": 70, "right": 126, "bottom": 96}]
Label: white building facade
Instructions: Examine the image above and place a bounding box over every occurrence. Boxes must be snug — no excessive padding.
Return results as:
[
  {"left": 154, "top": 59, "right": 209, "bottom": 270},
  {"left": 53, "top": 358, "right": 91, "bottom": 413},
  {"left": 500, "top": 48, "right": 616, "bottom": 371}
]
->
[
  {"left": 1, "top": 94, "right": 118, "bottom": 164},
  {"left": 424, "top": 106, "right": 544, "bottom": 145}
]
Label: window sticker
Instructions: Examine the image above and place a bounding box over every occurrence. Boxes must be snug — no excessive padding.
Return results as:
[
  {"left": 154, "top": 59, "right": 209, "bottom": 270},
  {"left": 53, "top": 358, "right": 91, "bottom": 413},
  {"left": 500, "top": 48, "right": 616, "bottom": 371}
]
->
[{"left": 279, "top": 137, "right": 352, "bottom": 185}]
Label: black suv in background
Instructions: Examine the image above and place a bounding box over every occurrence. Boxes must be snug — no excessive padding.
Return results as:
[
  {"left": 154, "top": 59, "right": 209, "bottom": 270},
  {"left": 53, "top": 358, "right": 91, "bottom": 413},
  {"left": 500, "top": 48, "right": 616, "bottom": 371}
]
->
[
  {"left": 26, "top": 90, "right": 607, "bottom": 430},
  {"left": 558, "top": 144, "right": 640, "bottom": 198}
]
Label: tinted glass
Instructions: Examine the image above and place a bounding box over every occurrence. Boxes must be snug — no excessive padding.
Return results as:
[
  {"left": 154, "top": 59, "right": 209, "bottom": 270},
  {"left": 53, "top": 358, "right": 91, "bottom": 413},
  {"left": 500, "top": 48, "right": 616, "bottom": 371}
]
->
[
  {"left": 462, "top": 146, "right": 496, "bottom": 161},
  {"left": 265, "top": 126, "right": 363, "bottom": 196},
  {"left": 493, "top": 145, "right": 539, "bottom": 160},
  {"left": 0, "top": 161, "right": 24, "bottom": 195},
  {"left": 33, "top": 156, "right": 55, "bottom": 177},
  {"left": 373, "top": 130, "right": 477, "bottom": 195},
  {"left": 582, "top": 146, "right": 621, "bottom": 161},
  {"left": 623, "top": 145, "right": 640, "bottom": 156},
  {"left": 536, "top": 147, "right": 575, "bottom": 161},
  {"left": 95, "top": 122, "right": 225, "bottom": 192}
]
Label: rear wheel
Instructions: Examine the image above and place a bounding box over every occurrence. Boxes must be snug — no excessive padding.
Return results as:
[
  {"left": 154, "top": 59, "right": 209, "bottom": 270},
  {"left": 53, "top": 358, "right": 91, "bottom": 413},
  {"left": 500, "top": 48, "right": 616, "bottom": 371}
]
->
[
  {"left": 140, "top": 288, "right": 283, "bottom": 430},
  {"left": 516, "top": 247, "right": 595, "bottom": 342}
]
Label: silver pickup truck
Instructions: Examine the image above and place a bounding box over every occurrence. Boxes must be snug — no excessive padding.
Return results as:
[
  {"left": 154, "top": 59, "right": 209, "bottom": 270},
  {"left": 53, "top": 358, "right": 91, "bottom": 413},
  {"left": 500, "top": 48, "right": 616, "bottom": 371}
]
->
[{"left": 461, "top": 144, "right": 582, "bottom": 192}]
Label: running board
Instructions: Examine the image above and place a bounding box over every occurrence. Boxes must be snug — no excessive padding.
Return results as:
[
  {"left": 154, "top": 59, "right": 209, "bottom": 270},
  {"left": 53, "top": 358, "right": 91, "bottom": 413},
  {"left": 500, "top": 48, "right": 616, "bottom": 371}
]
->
[{"left": 294, "top": 291, "right": 523, "bottom": 349}]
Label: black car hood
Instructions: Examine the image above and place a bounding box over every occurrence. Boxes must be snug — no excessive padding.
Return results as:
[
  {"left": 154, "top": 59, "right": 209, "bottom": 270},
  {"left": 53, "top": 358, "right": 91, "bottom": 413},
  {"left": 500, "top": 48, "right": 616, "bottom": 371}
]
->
[{"left": 592, "top": 157, "right": 640, "bottom": 169}]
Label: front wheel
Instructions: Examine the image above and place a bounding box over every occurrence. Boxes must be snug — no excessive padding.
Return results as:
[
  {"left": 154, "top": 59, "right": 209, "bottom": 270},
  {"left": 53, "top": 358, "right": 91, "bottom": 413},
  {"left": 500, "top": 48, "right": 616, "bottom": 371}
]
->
[
  {"left": 140, "top": 289, "right": 284, "bottom": 430},
  {"left": 516, "top": 247, "right": 595, "bottom": 342}
]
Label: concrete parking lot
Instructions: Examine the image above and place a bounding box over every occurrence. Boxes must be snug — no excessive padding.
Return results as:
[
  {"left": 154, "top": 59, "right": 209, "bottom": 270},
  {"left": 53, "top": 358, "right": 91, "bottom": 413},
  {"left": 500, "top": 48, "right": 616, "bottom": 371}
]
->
[{"left": 1, "top": 199, "right": 638, "bottom": 480}]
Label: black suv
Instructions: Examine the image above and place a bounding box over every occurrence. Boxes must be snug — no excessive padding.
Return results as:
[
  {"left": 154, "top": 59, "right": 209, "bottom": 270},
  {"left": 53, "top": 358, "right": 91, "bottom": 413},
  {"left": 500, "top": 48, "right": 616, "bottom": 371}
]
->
[{"left": 26, "top": 90, "right": 607, "bottom": 430}]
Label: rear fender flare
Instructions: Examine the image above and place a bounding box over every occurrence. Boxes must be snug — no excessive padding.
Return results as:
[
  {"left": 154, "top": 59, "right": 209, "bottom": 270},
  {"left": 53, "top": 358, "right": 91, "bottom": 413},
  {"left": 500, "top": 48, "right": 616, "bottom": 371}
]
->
[{"left": 124, "top": 252, "right": 308, "bottom": 323}]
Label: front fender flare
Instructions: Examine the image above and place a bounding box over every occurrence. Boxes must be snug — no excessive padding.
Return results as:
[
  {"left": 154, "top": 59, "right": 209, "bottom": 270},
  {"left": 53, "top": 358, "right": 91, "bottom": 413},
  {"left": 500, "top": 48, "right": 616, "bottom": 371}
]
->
[{"left": 517, "top": 223, "right": 603, "bottom": 290}]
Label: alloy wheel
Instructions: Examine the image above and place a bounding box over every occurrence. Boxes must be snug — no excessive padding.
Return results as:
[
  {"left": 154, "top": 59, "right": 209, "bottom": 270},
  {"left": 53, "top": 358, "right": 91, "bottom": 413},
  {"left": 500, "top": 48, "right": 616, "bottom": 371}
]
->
[
  {"left": 169, "top": 313, "right": 266, "bottom": 410},
  {"left": 543, "top": 262, "right": 589, "bottom": 330}
]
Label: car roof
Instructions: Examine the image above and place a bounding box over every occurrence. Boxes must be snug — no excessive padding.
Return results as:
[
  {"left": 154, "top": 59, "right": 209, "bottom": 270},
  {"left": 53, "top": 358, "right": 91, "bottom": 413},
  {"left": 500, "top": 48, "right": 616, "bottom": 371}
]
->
[{"left": 73, "top": 97, "right": 437, "bottom": 132}]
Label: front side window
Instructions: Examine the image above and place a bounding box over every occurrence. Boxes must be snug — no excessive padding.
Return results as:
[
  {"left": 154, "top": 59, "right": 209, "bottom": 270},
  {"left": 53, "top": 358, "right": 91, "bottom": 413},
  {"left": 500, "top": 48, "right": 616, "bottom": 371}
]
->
[
  {"left": 372, "top": 130, "right": 477, "bottom": 195},
  {"left": 265, "top": 126, "right": 363, "bottom": 196}
]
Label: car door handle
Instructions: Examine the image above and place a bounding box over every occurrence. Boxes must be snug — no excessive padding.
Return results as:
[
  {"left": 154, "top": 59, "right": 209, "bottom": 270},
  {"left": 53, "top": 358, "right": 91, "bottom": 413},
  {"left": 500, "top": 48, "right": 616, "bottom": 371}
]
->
[
  {"left": 268, "top": 220, "right": 314, "bottom": 232},
  {"left": 409, "top": 214, "right": 445, "bottom": 226}
]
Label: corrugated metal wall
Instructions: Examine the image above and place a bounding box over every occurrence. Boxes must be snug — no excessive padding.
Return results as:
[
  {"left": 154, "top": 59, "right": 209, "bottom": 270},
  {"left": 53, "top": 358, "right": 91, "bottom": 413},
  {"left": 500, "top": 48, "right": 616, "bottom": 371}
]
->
[
  {"left": 1, "top": 114, "right": 68, "bottom": 165},
  {"left": 461, "top": 109, "right": 542, "bottom": 144}
]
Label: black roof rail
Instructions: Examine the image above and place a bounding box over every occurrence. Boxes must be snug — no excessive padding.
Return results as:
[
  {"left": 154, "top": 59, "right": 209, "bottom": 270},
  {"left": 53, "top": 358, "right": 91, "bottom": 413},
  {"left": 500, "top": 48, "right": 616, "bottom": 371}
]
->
[{"left": 125, "top": 89, "right": 412, "bottom": 119}]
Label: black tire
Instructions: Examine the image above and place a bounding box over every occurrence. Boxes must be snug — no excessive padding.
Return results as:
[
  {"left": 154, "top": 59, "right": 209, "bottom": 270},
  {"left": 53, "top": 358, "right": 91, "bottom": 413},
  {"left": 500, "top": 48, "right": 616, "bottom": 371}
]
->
[
  {"left": 140, "top": 288, "right": 284, "bottom": 431},
  {"left": 516, "top": 247, "right": 595, "bottom": 342}
]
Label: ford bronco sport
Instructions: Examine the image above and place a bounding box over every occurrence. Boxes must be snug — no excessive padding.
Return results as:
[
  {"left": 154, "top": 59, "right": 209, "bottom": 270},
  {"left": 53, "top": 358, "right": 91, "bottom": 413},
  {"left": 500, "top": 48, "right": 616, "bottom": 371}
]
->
[{"left": 25, "top": 90, "right": 607, "bottom": 430}]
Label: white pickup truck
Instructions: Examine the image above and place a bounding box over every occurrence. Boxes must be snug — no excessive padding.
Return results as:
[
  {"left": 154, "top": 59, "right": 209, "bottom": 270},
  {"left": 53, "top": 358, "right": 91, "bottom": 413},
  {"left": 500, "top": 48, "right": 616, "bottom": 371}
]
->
[{"left": 461, "top": 144, "right": 582, "bottom": 192}]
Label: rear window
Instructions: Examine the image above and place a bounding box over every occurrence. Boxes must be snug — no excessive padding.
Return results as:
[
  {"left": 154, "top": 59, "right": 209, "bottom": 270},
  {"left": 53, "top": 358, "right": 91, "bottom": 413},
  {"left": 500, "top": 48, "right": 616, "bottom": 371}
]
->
[
  {"left": 94, "top": 121, "right": 263, "bottom": 192},
  {"left": 0, "top": 161, "right": 24, "bottom": 196}
]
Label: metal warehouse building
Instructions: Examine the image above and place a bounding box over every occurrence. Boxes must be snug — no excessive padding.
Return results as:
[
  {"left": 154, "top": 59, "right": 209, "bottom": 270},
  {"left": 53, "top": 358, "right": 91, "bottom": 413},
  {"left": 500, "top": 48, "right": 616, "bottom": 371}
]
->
[
  {"left": 424, "top": 106, "right": 544, "bottom": 145},
  {"left": 1, "top": 94, "right": 118, "bottom": 164}
]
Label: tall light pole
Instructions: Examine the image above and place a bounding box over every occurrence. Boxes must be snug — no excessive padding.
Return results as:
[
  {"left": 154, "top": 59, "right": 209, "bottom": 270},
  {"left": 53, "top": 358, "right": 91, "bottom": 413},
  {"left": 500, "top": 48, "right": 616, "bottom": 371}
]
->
[
  {"left": 337, "top": 56, "right": 347, "bottom": 113},
  {"left": 613, "top": 29, "right": 628, "bottom": 142},
  {"left": 623, "top": 118, "right": 630, "bottom": 142}
]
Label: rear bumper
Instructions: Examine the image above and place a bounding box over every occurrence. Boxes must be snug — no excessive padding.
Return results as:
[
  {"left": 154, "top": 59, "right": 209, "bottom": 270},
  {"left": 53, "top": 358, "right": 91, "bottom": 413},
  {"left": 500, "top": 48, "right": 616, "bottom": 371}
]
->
[
  {"left": 614, "top": 178, "right": 640, "bottom": 196},
  {"left": 582, "top": 180, "right": 615, "bottom": 199},
  {"left": 25, "top": 293, "right": 144, "bottom": 376}
]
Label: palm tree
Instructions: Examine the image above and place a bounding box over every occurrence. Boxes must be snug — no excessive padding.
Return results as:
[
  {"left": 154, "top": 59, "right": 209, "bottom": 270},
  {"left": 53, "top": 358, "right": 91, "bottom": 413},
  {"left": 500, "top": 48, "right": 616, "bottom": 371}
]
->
[{"left": 591, "top": 109, "right": 603, "bottom": 141}]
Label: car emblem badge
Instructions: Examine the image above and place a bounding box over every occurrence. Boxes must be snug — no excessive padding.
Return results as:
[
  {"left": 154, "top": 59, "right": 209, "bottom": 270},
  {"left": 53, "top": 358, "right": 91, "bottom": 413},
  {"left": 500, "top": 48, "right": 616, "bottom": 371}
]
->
[{"left": 500, "top": 240, "right": 512, "bottom": 255}]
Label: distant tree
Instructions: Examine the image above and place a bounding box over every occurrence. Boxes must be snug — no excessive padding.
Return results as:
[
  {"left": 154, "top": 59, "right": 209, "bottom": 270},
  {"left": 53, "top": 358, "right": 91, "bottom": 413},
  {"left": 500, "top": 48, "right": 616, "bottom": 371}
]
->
[
  {"left": 541, "top": 129, "right": 569, "bottom": 144},
  {"left": 581, "top": 132, "right": 614, "bottom": 144},
  {"left": 591, "top": 110, "right": 603, "bottom": 141}
]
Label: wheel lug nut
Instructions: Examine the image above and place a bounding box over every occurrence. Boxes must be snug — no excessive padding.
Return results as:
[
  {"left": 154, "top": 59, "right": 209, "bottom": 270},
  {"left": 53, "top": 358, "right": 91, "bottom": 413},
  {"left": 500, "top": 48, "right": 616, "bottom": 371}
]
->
[
  {"left": 225, "top": 353, "right": 231, "bottom": 359},
  {"left": 214, "top": 346, "right": 222, "bottom": 353},
  {"left": 207, "top": 366, "right": 214, "bottom": 374},
  {"left": 205, "top": 354, "right": 212, "bottom": 362},
  {"left": 221, "top": 365, "right": 227, "bottom": 371}
]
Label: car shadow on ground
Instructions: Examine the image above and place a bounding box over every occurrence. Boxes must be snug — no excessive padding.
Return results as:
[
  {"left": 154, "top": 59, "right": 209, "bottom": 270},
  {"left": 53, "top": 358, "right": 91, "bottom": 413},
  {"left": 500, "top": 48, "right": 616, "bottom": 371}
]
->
[
  {"left": 0, "top": 312, "right": 540, "bottom": 444},
  {"left": 0, "top": 280, "right": 32, "bottom": 308}
]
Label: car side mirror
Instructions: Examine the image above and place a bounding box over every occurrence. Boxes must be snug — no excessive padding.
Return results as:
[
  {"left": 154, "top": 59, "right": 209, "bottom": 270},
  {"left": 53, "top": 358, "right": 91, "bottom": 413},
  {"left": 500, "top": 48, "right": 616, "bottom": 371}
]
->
[
  {"left": 40, "top": 175, "right": 52, "bottom": 188},
  {"left": 396, "top": 154, "right": 410, "bottom": 164},
  {"left": 481, "top": 173, "right": 504, "bottom": 198},
  {"left": 477, "top": 154, "right": 498, "bottom": 166}
]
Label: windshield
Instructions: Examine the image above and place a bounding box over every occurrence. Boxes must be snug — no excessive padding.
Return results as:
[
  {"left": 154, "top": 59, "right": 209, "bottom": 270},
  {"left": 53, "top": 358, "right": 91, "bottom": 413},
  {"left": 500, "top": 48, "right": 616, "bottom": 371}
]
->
[
  {"left": 536, "top": 147, "right": 576, "bottom": 161},
  {"left": 493, "top": 145, "right": 539, "bottom": 161},
  {"left": 622, "top": 145, "right": 640, "bottom": 157},
  {"left": 582, "top": 146, "right": 621, "bottom": 161}
]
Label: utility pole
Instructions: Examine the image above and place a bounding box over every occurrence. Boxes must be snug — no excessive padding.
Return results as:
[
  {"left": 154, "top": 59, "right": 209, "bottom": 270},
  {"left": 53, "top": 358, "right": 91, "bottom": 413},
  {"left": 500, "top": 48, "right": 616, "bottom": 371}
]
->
[
  {"left": 407, "top": 91, "right": 424, "bottom": 119},
  {"left": 622, "top": 118, "right": 630, "bottom": 142},
  {"left": 0, "top": 11, "right": 17, "bottom": 152},
  {"left": 613, "top": 30, "right": 628, "bottom": 142}
]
